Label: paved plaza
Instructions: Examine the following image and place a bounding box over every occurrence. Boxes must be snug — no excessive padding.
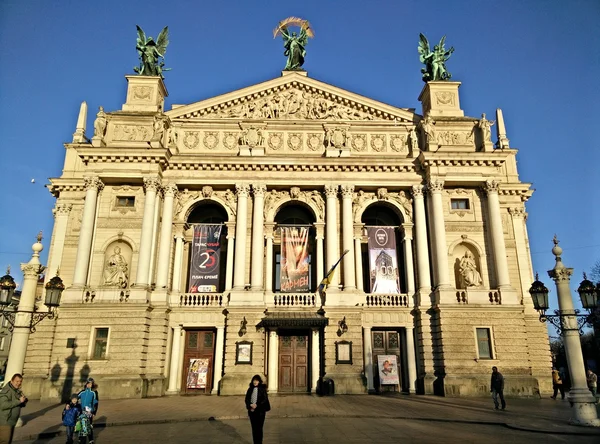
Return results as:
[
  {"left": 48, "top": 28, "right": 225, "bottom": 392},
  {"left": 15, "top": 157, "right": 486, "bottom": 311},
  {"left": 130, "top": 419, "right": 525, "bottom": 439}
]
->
[{"left": 13, "top": 394, "right": 600, "bottom": 443}]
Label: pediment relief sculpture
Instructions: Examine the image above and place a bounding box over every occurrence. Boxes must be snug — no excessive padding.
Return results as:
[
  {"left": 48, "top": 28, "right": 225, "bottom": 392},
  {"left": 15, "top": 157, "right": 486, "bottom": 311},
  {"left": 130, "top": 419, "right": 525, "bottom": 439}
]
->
[
  {"left": 352, "top": 188, "right": 413, "bottom": 222},
  {"left": 175, "top": 188, "right": 237, "bottom": 218},
  {"left": 264, "top": 188, "right": 324, "bottom": 221}
]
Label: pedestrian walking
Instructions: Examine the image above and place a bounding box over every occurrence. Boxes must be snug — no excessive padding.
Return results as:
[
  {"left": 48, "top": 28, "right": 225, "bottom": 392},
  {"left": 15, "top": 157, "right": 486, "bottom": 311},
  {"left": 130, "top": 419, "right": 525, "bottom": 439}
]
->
[
  {"left": 245, "top": 374, "right": 270, "bottom": 444},
  {"left": 0, "top": 374, "right": 28, "bottom": 444},
  {"left": 587, "top": 369, "right": 597, "bottom": 399},
  {"left": 62, "top": 395, "right": 82, "bottom": 444},
  {"left": 551, "top": 367, "right": 565, "bottom": 400},
  {"left": 77, "top": 378, "right": 99, "bottom": 443},
  {"left": 490, "top": 366, "right": 506, "bottom": 410}
]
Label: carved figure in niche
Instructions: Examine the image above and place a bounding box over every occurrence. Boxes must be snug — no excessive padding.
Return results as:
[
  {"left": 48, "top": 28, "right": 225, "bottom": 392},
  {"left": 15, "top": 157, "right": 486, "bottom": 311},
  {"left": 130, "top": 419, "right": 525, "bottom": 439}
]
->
[
  {"left": 152, "top": 115, "right": 165, "bottom": 142},
  {"left": 103, "top": 246, "right": 129, "bottom": 288},
  {"left": 408, "top": 127, "right": 419, "bottom": 152},
  {"left": 397, "top": 191, "right": 413, "bottom": 216},
  {"left": 459, "top": 250, "right": 482, "bottom": 288},
  {"left": 419, "top": 116, "right": 436, "bottom": 145},
  {"left": 477, "top": 113, "right": 495, "bottom": 143},
  {"left": 93, "top": 106, "right": 107, "bottom": 138},
  {"left": 167, "top": 127, "right": 178, "bottom": 147}
]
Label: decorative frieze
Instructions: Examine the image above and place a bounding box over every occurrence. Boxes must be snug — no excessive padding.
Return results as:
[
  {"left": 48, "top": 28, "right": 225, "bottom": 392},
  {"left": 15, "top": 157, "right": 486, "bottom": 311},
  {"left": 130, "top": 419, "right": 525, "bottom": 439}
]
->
[
  {"left": 113, "top": 124, "right": 152, "bottom": 142},
  {"left": 370, "top": 134, "right": 386, "bottom": 152},
  {"left": 182, "top": 131, "right": 201, "bottom": 149},
  {"left": 203, "top": 132, "right": 219, "bottom": 150}
]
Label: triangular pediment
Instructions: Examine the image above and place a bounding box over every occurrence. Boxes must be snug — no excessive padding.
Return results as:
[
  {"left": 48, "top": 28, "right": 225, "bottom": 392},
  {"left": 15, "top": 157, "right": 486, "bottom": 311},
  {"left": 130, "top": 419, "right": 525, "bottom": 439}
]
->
[{"left": 166, "top": 72, "right": 416, "bottom": 123}]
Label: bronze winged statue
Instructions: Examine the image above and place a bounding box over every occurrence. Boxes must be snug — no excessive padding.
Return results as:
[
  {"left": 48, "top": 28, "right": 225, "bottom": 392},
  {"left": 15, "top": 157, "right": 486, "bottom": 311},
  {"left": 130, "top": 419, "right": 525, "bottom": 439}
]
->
[
  {"left": 133, "top": 25, "right": 170, "bottom": 78},
  {"left": 273, "top": 17, "right": 314, "bottom": 71},
  {"left": 418, "top": 33, "right": 455, "bottom": 82}
]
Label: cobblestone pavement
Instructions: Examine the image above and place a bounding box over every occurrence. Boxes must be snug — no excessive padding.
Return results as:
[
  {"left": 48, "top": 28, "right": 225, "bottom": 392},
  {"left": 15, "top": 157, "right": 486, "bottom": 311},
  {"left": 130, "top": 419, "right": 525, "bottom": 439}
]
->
[{"left": 13, "top": 394, "right": 600, "bottom": 443}]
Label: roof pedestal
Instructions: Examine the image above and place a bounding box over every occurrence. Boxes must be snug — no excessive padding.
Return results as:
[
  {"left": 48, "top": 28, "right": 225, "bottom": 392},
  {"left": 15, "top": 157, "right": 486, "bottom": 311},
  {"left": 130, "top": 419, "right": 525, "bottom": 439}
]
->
[
  {"left": 122, "top": 75, "right": 168, "bottom": 113},
  {"left": 418, "top": 81, "right": 464, "bottom": 118}
]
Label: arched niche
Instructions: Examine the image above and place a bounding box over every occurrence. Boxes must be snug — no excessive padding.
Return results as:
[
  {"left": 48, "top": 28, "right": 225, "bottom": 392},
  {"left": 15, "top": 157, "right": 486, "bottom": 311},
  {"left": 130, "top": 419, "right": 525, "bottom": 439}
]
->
[
  {"left": 450, "top": 240, "right": 485, "bottom": 290},
  {"left": 267, "top": 195, "right": 321, "bottom": 224},
  {"left": 355, "top": 196, "right": 409, "bottom": 225},
  {"left": 101, "top": 240, "right": 133, "bottom": 288},
  {"left": 178, "top": 196, "right": 235, "bottom": 224},
  {"left": 187, "top": 201, "right": 229, "bottom": 224}
]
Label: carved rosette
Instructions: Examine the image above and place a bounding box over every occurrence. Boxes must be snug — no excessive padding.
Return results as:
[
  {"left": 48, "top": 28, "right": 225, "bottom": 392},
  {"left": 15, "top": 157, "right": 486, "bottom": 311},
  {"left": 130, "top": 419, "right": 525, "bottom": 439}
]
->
[
  {"left": 253, "top": 183, "right": 267, "bottom": 197},
  {"left": 307, "top": 133, "right": 323, "bottom": 151},
  {"left": 84, "top": 176, "right": 104, "bottom": 192},
  {"left": 203, "top": 132, "right": 219, "bottom": 150},
  {"left": 427, "top": 180, "right": 444, "bottom": 194},
  {"left": 324, "top": 184, "right": 339, "bottom": 198},
  {"left": 287, "top": 133, "right": 303, "bottom": 151},
  {"left": 370, "top": 134, "right": 386, "bottom": 152},
  {"left": 390, "top": 135, "right": 408, "bottom": 153},
  {"left": 267, "top": 132, "right": 283, "bottom": 151},
  {"left": 411, "top": 185, "right": 424, "bottom": 199},
  {"left": 235, "top": 183, "right": 251, "bottom": 197},
  {"left": 143, "top": 176, "right": 162, "bottom": 193},
  {"left": 484, "top": 180, "right": 500, "bottom": 195},
  {"left": 202, "top": 186, "right": 213, "bottom": 199},
  {"left": 340, "top": 184, "right": 355, "bottom": 199},
  {"left": 351, "top": 134, "right": 367, "bottom": 152},
  {"left": 182, "top": 131, "right": 200, "bottom": 149}
]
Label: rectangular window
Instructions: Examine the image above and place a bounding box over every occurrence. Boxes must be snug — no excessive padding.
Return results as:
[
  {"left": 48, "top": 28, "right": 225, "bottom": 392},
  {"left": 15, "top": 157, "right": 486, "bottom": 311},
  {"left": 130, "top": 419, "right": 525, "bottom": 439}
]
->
[
  {"left": 476, "top": 328, "right": 493, "bottom": 359},
  {"left": 451, "top": 198, "right": 470, "bottom": 210},
  {"left": 92, "top": 328, "right": 109, "bottom": 359},
  {"left": 116, "top": 196, "right": 135, "bottom": 207}
]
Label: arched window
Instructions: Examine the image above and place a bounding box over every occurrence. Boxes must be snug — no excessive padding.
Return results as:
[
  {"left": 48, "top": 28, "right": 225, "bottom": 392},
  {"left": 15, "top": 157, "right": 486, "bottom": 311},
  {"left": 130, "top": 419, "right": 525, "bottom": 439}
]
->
[
  {"left": 360, "top": 204, "right": 406, "bottom": 294},
  {"left": 274, "top": 203, "right": 316, "bottom": 292},
  {"left": 185, "top": 202, "right": 228, "bottom": 293}
]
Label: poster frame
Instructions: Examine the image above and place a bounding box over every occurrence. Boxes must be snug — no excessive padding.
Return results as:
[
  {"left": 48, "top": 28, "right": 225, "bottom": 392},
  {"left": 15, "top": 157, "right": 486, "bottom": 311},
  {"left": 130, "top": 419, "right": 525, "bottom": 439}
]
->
[{"left": 235, "top": 341, "right": 253, "bottom": 365}]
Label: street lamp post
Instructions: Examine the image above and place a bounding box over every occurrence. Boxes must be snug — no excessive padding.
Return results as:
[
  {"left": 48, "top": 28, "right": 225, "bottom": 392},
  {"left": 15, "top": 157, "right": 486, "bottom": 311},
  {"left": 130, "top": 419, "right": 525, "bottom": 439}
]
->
[
  {"left": 0, "top": 233, "right": 64, "bottom": 382},
  {"left": 528, "top": 236, "right": 600, "bottom": 427}
]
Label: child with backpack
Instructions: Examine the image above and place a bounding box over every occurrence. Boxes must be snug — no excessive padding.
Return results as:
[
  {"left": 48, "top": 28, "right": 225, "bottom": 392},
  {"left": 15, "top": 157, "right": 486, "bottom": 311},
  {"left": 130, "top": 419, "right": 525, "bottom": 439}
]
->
[
  {"left": 62, "top": 395, "right": 82, "bottom": 444},
  {"left": 77, "top": 378, "right": 99, "bottom": 444}
]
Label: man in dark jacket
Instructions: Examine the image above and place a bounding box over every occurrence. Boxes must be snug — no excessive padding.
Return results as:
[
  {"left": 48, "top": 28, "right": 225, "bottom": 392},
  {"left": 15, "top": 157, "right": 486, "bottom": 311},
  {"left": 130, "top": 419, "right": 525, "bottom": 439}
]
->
[
  {"left": 0, "top": 374, "right": 28, "bottom": 444},
  {"left": 490, "top": 366, "right": 506, "bottom": 410}
]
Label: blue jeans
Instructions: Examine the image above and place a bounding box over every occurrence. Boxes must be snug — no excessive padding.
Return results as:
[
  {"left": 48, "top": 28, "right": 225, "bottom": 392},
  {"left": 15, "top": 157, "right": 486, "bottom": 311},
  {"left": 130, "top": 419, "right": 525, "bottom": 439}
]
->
[
  {"left": 492, "top": 389, "right": 506, "bottom": 409},
  {"left": 65, "top": 426, "right": 74, "bottom": 443}
]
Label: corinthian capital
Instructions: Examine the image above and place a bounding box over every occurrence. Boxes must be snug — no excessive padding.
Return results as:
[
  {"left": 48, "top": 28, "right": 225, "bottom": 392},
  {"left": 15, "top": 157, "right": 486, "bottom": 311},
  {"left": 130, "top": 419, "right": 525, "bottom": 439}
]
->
[
  {"left": 235, "top": 183, "right": 250, "bottom": 197},
  {"left": 21, "top": 263, "right": 45, "bottom": 278},
  {"left": 508, "top": 207, "right": 527, "bottom": 219},
  {"left": 83, "top": 176, "right": 104, "bottom": 192},
  {"left": 324, "top": 184, "right": 338, "bottom": 198},
  {"left": 53, "top": 203, "right": 73, "bottom": 216},
  {"left": 143, "top": 176, "right": 162, "bottom": 193},
  {"left": 484, "top": 180, "right": 500, "bottom": 194},
  {"left": 411, "top": 185, "right": 424, "bottom": 198},
  {"left": 252, "top": 183, "right": 267, "bottom": 197},
  {"left": 162, "top": 182, "right": 179, "bottom": 197},
  {"left": 340, "top": 184, "right": 355, "bottom": 198},
  {"left": 427, "top": 180, "right": 444, "bottom": 194}
]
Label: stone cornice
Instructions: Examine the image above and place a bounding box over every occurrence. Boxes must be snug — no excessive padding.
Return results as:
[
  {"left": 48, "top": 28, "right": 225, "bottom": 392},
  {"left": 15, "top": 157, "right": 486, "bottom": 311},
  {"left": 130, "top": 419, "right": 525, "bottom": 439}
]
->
[{"left": 77, "top": 148, "right": 170, "bottom": 165}]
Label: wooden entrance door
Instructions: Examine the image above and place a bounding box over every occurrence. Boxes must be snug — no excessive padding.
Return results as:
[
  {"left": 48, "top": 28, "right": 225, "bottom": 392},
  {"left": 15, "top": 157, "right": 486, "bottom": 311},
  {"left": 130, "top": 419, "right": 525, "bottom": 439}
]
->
[
  {"left": 181, "top": 330, "right": 215, "bottom": 394},
  {"left": 278, "top": 334, "right": 308, "bottom": 392},
  {"left": 372, "top": 330, "right": 401, "bottom": 392}
]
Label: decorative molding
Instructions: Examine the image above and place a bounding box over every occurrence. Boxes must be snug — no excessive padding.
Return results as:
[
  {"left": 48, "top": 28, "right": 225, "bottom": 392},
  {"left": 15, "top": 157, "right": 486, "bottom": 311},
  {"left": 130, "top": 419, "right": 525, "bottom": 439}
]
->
[
  {"left": 351, "top": 134, "right": 367, "bottom": 152},
  {"left": 445, "top": 224, "right": 484, "bottom": 232},
  {"left": 267, "top": 132, "right": 283, "bottom": 151},
  {"left": 235, "top": 183, "right": 251, "bottom": 197},
  {"left": 436, "top": 131, "right": 474, "bottom": 145},
  {"left": 287, "top": 133, "right": 303, "bottom": 151},
  {"left": 53, "top": 203, "right": 73, "bottom": 216},
  {"left": 203, "top": 131, "right": 219, "bottom": 150},
  {"left": 143, "top": 176, "right": 162, "bottom": 193},
  {"left": 427, "top": 180, "right": 444, "bottom": 194},
  {"left": 411, "top": 185, "right": 424, "bottom": 199},
  {"left": 370, "top": 134, "right": 386, "bottom": 152},
  {"left": 83, "top": 176, "right": 104, "bottom": 192},
  {"left": 113, "top": 124, "right": 151, "bottom": 142},
  {"left": 390, "top": 134, "right": 408, "bottom": 153},
  {"left": 340, "top": 184, "right": 355, "bottom": 199},
  {"left": 324, "top": 184, "right": 339, "bottom": 198},
  {"left": 182, "top": 131, "right": 200, "bottom": 149},
  {"left": 253, "top": 183, "right": 267, "bottom": 197},
  {"left": 484, "top": 180, "right": 500, "bottom": 194},
  {"left": 223, "top": 132, "right": 238, "bottom": 150},
  {"left": 307, "top": 133, "right": 323, "bottom": 151}
]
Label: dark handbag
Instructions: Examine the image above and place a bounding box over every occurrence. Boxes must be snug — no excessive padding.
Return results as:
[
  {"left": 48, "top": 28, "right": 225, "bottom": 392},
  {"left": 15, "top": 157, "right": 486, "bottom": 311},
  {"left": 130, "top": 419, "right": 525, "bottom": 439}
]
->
[{"left": 264, "top": 398, "right": 271, "bottom": 412}]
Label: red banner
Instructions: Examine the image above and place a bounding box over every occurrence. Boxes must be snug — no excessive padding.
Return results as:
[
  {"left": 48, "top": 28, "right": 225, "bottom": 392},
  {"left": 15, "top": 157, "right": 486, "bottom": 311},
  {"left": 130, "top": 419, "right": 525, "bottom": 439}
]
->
[
  {"left": 280, "top": 227, "right": 310, "bottom": 292},
  {"left": 188, "top": 225, "right": 222, "bottom": 293}
]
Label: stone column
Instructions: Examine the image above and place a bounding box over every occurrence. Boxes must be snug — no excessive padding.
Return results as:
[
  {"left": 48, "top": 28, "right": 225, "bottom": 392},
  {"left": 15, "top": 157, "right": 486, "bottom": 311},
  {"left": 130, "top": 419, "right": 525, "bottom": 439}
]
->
[
  {"left": 311, "top": 329, "right": 320, "bottom": 392},
  {"left": 212, "top": 326, "right": 225, "bottom": 394},
  {"left": 264, "top": 224, "right": 275, "bottom": 293},
  {"left": 136, "top": 176, "right": 161, "bottom": 287},
  {"left": 363, "top": 326, "right": 374, "bottom": 392},
  {"left": 72, "top": 176, "right": 103, "bottom": 287},
  {"left": 340, "top": 185, "right": 356, "bottom": 291},
  {"left": 167, "top": 325, "right": 182, "bottom": 393},
  {"left": 354, "top": 224, "right": 364, "bottom": 293},
  {"left": 224, "top": 222, "right": 236, "bottom": 291},
  {"left": 405, "top": 326, "right": 417, "bottom": 393},
  {"left": 156, "top": 183, "right": 178, "bottom": 289},
  {"left": 427, "top": 180, "right": 450, "bottom": 288},
  {"left": 412, "top": 185, "right": 432, "bottom": 292},
  {"left": 233, "top": 184, "right": 250, "bottom": 290},
  {"left": 484, "top": 181, "right": 511, "bottom": 289},
  {"left": 324, "top": 185, "right": 339, "bottom": 288},
  {"left": 509, "top": 207, "right": 534, "bottom": 296},
  {"left": 5, "top": 236, "right": 45, "bottom": 380},
  {"left": 250, "top": 184, "right": 266, "bottom": 290},
  {"left": 314, "top": 223, "right": 325, "bottom": 286},
  {"left": 171, "top": 228, "right": 185, "bottom": 293},
  {"left": 45, "top": 203, "right": 72, "bottom": 283},
  {"left": 268, "top": 330, "right": 279, "bottom": 393},
  {"left": 402, "top": 224, "right": 416, "bottom": 297}
]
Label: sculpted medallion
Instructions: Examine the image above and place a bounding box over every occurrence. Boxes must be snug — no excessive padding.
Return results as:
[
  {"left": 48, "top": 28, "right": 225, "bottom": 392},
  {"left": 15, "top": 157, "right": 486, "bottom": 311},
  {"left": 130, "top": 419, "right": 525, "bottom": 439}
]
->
[
  {"left": 183, "top": 131, "right": 200, "bottom": 149},
  {"left": 267, "top": 132, "right": 283, "bottom": 151}
]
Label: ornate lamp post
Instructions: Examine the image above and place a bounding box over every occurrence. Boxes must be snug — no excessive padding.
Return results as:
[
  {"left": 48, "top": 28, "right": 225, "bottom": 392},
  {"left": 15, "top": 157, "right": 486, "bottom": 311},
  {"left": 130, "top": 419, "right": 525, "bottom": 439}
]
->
[
  {"left": 2, "top": 233, "right": 64, "bottom": 382},
  {"left": 528, "top": 236, "right": 599, "bottom": 427}
]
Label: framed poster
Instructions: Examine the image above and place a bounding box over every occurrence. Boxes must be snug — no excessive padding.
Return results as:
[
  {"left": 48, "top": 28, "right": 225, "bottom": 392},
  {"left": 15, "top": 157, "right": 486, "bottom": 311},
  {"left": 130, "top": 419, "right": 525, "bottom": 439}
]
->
[
  {"left": 377, "top": 354, "right": 399, "bottom": 385},
  {"left": 236, "top": 341, "right": 253, "bottom": 365},
  {"left": 335, "top": 340, "right": 353, "bottom": 364},
  {"left": 186, "top": 358, "right": 210, "bottom": 389}
]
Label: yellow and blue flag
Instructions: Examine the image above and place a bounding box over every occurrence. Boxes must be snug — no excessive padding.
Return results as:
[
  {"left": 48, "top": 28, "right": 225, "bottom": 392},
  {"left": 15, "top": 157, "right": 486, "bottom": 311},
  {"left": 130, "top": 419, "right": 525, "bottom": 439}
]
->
[{"left": 317, "top": 249, "right": 350, "bottom": 297}]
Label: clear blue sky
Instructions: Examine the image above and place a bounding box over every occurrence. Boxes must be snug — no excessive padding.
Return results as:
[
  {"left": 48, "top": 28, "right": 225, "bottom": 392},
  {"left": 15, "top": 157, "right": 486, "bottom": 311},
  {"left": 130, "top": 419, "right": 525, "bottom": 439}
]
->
[{"left": 1, "top": 0, "right": 598, "bottom": 314}]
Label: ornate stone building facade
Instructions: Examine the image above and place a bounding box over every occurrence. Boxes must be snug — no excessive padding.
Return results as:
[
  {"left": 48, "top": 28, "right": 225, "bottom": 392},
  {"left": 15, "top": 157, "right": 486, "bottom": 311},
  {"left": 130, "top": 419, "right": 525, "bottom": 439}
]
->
[{"left": 23, "top": 70, "right": 552, "bottom": 400}]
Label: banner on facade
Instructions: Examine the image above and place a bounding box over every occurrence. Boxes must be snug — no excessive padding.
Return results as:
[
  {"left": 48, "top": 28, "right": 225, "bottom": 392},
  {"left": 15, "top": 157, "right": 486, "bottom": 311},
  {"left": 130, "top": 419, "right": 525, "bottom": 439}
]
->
[
  {"left": 367, "top": 227, "right": 400, "bottom": 294},
  {"left": 377, "top": 354, "right": 400, "bottom": 385},
  {"left": 188, "top": 224, "right": 222, "bottom": 293},
  {"left": 186, "top": 358, "right": 209, "bottom": 389},
  {"left": 280, "top": 226, "right": 310, "bottom": 292}
]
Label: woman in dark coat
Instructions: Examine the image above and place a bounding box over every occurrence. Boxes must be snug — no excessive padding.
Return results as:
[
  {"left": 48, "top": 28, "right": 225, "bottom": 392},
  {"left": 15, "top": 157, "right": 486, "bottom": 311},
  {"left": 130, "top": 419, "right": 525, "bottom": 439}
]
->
[{"left": 245, "top": 374, "right": 270, "bottom": 444}]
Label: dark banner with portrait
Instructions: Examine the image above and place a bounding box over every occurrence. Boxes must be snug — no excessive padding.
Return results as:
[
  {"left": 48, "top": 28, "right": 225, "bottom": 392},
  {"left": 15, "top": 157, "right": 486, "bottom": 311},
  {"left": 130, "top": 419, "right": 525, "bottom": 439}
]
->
[
  {"left": 367, "top": 227, "right": 401, "bottom": 294},
  {"left": 188, "top": 224, "right": 222, "bottom": 293},
  {"left": 280, "top": 227, "right": 310, "bottom": 292}
]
